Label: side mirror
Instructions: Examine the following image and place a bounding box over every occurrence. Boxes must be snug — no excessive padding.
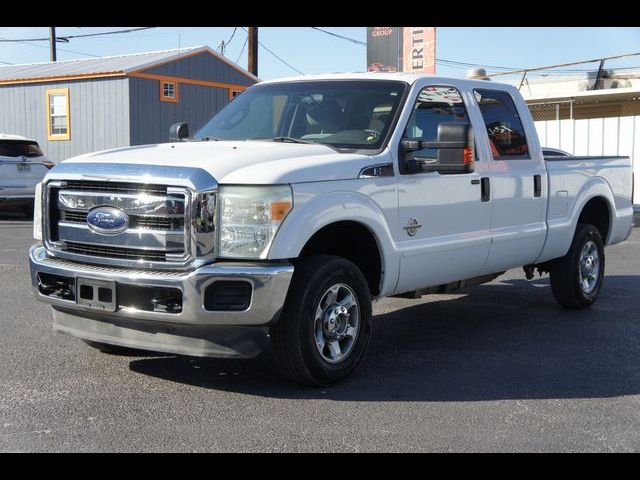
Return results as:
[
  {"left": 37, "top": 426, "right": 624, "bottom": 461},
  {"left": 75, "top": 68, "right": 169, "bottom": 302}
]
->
[
  {"left": 401, "top": 123, "right": 474, "bottom": 174},
  {"left": 169, "top": 122, "right": 189, "bottom": 142}
]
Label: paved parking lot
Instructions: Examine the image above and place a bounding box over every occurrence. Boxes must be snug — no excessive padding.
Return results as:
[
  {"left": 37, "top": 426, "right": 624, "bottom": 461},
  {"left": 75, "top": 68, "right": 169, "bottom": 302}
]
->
[{"left": 1, "top": 208, "right": 639, "bottom": 452}]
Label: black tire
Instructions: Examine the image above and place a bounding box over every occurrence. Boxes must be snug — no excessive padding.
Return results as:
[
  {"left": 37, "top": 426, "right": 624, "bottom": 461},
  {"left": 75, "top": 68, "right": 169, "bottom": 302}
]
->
[
  {"left": 549, "top": 223, "right": 605, "bottom": 309},
  {"left": 269, "top": 255, "right": 373, "bottom": 386},
  {"left": 83, "top": 340, "right": 149, "bottom": 356}
]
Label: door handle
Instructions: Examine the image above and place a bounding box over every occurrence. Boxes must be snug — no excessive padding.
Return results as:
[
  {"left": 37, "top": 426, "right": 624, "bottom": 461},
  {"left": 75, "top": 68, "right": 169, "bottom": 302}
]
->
[
  {"left": 534, "top": 174, "right": 542, "bottom": 197},
  {"left": 481, "top": 177, "right": 490, "bottom": 202}
]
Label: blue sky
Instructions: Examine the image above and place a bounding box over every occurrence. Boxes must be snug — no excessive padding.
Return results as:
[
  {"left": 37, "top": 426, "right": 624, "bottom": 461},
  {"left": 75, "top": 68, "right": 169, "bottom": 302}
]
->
[{"left": 1, "top": 27, "right": 639, "bottom": 82}]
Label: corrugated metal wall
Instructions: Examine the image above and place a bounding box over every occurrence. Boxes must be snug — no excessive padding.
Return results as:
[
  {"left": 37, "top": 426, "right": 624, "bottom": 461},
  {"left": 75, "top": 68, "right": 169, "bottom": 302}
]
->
[
  {"left": 535, "top": 116, "right": 640, "bottom": 205},
  {"left": 144, "top": 52, "right": 255, "bottom": 87},
  {"left": 0, "top": 53, "right": 255, "bottom": 161},
  {"left": 128, "top": 78, "right": 230, "bottom": 145},
  {"left": 0, "top": 77, "right": 130, "bottom": 163}
]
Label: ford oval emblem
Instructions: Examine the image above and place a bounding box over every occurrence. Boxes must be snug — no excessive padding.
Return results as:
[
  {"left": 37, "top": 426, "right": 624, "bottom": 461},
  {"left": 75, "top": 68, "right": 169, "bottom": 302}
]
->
[{"left": 86, "top": 207, "right": 129, "bottom": 234}]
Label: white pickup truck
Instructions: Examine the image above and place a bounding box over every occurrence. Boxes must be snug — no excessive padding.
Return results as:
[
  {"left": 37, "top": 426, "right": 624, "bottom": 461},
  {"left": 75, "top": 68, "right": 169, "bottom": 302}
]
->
[{"left": 29, "top": 73, "right": 634, "bottom": 386}]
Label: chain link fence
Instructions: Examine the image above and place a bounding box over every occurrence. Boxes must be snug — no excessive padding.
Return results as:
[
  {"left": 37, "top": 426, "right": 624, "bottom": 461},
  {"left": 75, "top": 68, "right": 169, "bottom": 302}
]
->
[{"left": 528, "top": 100, "right": 574, "bottom": 121}]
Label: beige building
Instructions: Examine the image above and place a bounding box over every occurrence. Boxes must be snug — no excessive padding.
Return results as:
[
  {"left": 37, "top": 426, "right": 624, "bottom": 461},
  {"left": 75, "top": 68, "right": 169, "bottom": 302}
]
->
[
  {"left": 515, "top": 69, "right": 640, "bottom": 120},
  {"left": 506, "top": 69, "right": 640, "bottom": 207}
]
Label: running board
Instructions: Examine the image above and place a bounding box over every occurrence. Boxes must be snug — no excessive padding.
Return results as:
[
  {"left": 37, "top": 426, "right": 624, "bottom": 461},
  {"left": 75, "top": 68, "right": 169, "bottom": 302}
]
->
[{"left": 392, "top": 272, "right": 505, "bottom": 299}]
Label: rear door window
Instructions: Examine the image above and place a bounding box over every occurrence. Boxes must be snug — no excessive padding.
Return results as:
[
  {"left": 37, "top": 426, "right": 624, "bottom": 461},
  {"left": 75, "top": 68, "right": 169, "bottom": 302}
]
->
[{"left": 474, "top": 89, "right": 529, "bottom": 159}]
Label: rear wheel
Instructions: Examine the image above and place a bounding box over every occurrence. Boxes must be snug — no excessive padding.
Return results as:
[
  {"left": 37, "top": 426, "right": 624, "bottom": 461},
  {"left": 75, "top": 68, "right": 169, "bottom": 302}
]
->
[
  {"left": 549, "top": 223, "right": 605, "bottom": 309},
  {"left": 269, "top": 255, "right": 373, "bottom": 386}
]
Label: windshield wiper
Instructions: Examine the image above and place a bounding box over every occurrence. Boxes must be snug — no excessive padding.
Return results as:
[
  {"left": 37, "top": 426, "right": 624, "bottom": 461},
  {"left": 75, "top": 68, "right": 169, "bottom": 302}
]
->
[
  {"left": 198, "top": 136, "right": 222, "bottom": 142},
  {"left": 268, "top": 136, "right": 315, "bottom": 145},
  {"left": 249, "top": 137, "right": 342, "bottom": 152}
]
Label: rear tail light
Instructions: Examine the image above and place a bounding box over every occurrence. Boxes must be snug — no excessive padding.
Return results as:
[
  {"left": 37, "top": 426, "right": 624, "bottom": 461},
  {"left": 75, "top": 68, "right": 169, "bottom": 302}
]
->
[{"left": 463, "top": 147, "right": 474, "bottom": 165}]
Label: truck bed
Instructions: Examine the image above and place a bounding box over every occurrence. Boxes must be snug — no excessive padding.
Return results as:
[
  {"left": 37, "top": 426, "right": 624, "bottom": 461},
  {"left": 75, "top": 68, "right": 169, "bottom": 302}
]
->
[{"left": 537, "top": 154, "right": 633, "bottom": 263}]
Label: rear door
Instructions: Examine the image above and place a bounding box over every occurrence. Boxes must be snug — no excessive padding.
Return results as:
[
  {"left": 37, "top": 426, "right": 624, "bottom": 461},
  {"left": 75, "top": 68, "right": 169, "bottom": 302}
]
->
[{"left": 472, "top": 88, "right": 547, "bottom": 273}]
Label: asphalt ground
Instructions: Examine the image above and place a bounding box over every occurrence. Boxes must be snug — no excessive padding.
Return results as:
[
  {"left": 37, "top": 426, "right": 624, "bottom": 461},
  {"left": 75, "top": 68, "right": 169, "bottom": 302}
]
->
[{"left": 1, "top": 206, "right": 639, "bottom": 452}]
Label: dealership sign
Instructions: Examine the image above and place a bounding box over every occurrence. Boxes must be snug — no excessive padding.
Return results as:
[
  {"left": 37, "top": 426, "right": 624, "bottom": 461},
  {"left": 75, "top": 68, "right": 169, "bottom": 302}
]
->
[
  {"left": 402, "top": 27, "right": 436, "bottom": 74},
  {"left": 366, "top": 27, "right": 401, "bottom": 72},
  {"left": 367, "top": 27, "right": 436, "bottom": 74}
]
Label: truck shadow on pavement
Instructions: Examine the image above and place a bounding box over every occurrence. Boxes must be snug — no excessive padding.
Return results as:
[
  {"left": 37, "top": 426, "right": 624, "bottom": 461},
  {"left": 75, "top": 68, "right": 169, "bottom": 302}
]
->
[
  {"left": 129, "top": 274, "right": 640, "bottom": 401},
  {"left": 0, "top": 205, "right": 34, "bottom": 221}
]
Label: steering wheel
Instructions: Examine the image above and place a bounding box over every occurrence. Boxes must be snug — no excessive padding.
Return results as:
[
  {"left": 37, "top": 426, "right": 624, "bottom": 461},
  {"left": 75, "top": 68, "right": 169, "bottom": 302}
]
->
[{"left": 364, "top": 129, "right": 381, "bottom": 143}]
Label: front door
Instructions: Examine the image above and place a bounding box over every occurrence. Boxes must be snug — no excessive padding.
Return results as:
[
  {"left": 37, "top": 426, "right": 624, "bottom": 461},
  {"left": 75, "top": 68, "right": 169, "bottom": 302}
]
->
[{"left": 395, "top": 84, "right": 492, "bottom": 294}]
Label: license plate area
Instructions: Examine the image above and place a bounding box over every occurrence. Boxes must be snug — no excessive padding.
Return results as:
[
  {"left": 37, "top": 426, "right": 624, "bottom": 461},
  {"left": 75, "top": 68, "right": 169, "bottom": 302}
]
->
[{"left": 76, "top": 277, "right": 116, "bottom": 312}]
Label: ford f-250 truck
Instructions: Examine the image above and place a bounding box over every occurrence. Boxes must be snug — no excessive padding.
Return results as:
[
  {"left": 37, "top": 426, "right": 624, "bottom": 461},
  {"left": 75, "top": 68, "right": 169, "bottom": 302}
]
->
[{"left": 29, "top": 73, "right": 634, "bottom": 386}]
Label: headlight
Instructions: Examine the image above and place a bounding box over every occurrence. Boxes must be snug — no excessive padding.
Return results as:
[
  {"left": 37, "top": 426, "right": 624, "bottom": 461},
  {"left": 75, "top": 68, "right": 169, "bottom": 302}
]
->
[
  {"left": 33, "top": 182, "right": 43, "bottom": 241},
  {"left": 218, "top": 185, "right": 292, "bottom": 259}
]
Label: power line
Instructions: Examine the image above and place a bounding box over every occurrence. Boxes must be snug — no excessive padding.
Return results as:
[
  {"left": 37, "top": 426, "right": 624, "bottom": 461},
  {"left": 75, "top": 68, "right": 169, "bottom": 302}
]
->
[
  {"left": 309, "top": 27, "right": 637, "bottom": 76},
  {"left": 486, "top": 51, "right": 640, "bottom": 77},
  {"left": 310, "top": 27, "right": 366, "bottom": 46},
  {"left": 0, "top": 35, "right": 99, "bottom": 58},
  {"left": 309, "top": 27, "right": 532, "bottom": 73},
  {"left": 235, "top": 34, "right": 248, "bottom": 64},
  {"left": 226, "top": 27, "right": 238, "bottom": 47},
  {"left": 0, "top": 27, "right": 155, "bottom": 43},
  {"left": 240, "top": 27, "right": 303, "bottom": 75},
  {"left": 219, "top": 27, "right": 238, "bottom": 55}
]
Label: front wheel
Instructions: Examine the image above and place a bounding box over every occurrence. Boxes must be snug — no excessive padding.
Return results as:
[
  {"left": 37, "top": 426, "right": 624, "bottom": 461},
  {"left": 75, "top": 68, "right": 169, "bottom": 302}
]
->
[
  {"left": 549, "top": 223, "right": 605, "bottom": 309},
  {"left": 269, "top": 255, "right": 373, "bottom": 386}
]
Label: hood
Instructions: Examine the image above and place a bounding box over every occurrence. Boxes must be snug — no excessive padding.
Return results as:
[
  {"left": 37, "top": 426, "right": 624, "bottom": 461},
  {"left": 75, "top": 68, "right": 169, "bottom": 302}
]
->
[{"left": 62, "top": 141, "right": 375, "bottom": 184}]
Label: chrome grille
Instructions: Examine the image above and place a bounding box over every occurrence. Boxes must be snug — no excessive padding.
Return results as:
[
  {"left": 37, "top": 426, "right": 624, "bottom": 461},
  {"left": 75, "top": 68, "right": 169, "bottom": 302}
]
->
[
  {"left": 65, "top": 242, "right": 168, "bottom": 261},
  {"left": 60, "top": 210, "right": 183, "bottom": 230},
  {"left": 63, "top": 180, "right": 168, "bottom": 195},
  {"left": 46, "top": 180, "right": 191, "bottom": 267}
]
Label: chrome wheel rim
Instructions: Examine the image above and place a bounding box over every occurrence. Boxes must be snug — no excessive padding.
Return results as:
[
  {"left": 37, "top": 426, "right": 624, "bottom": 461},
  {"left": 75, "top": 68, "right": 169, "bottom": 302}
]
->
[
  {"left": 578, "top": 240, "right": 600, "bottom": 294},
  {"left": 313, "top": 283, "right": 360, "bottom": 364}
]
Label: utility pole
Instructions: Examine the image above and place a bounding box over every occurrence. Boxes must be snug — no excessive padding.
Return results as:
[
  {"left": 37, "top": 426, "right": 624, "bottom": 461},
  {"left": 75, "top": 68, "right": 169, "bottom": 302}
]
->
[
  {"left": 49, "top": 27, "right": 57, "bottom": 62},
  {"left": 248, "top": 27, "right": 258, "bottom": 76}
]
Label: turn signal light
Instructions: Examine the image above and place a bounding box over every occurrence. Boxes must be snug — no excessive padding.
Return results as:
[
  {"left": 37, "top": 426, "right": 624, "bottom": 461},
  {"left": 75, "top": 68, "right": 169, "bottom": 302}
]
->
[{"left": 271, "top": 201, "right": 292, "bottom": 221}]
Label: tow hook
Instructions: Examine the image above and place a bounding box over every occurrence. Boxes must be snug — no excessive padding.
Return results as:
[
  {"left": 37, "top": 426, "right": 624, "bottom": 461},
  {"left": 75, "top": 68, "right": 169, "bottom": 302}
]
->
[{"left": 151, "top": 295, "right": 182, "bottom": 314}]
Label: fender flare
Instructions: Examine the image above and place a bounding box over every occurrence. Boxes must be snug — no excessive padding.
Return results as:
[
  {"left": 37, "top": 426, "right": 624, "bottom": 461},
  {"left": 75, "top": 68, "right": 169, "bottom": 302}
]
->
[
  {"left": 539, "top": 176, "right": 615, "bottom": 263},
  {"left": 268, "top": 190, "right": 400, "bottom": 296},
  {"left": 569, "top": 176, "right": 615, "bottom": 244}
]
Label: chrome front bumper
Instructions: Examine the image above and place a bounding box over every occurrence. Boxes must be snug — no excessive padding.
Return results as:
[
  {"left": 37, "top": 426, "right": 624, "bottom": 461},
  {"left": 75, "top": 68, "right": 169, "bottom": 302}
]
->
[{"left": 29, "top": 245, "right": 294, "bottom": 358}]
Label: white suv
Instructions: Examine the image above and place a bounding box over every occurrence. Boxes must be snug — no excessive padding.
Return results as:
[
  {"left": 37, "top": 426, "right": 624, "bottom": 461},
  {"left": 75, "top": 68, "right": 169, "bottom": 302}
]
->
[{"left": 0, "top": 134, "right": 54, "bottom": 211}]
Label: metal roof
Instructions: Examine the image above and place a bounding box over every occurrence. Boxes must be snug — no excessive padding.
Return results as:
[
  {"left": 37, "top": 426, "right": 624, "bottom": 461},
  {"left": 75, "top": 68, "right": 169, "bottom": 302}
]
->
[{"left": 0, "top": 46, "right": 258, "bottom": 83}]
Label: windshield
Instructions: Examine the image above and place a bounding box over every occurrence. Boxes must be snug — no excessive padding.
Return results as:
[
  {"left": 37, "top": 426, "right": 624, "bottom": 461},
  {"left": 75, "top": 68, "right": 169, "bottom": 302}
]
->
[
  {"left": 194, "top": 80, "right": 407, "bottom": 150},
  {"left": 0, "top": 140, "right": 44, "bottom": 158}
]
